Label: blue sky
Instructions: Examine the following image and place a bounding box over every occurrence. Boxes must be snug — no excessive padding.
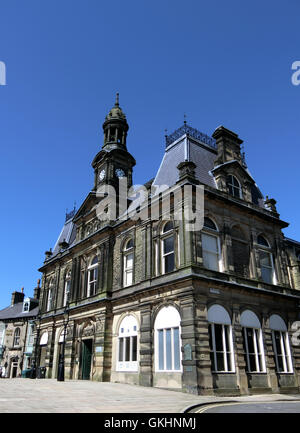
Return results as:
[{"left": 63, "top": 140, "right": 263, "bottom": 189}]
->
[{"left": 0, "top": 0, "right": 299, "bottom": 308}]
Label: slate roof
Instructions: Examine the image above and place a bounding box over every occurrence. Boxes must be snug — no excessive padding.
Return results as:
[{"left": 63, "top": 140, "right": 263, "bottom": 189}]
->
[
  {"left": 51, "top": 214, "right": 77, "bottom": 257},
  {"left": 285, "top": 237, "right": 300, "bottom": 246},
  {"left": 0, "top": 301, "right": 39, "bottom": 321},
  {"left": 152, "top": 134, "right": 217, "bottom": 189}
]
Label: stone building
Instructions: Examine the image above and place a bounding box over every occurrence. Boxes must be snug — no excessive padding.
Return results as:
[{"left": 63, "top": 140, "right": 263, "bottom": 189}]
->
[
  {"left": 0, "top": 285, "right": 39, "bottom": 378},
  {"left": 34, "top": 95, "right": 300, "bottom": 395}
]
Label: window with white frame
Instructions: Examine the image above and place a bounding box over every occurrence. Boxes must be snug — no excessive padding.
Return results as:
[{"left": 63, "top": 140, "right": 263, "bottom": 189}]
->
[
  {"left": 87, "top": 256, "right": 98, "bottom": 297},
  {"left": 117, "top": 315, "right": 138, "bottom": 371},
  {"left": 201, "top": 217, "right": 221, "bottom": 272},
  {"left": 47, "top": 279, "right": 54, "bottom": 312},
  {"left": 257, "top": 235, "right": 275, "bottom": 284},
  {"left": 123, "top": 239, "right": 134, "bottom": 287},
  {"left": 207, "top": 305, "right": 235, "bottom": 373},
  {"left": 270, "top": 314, "right": 293, "bottom": 373},
  {"left": 161, "top": 221, "right": 175, "bottom": 274},
  {"left": 63, "top": 270, "right": 71, "bottom": 306},
  {"left": 13, "top": 328, "right": 20, "bottom": 347},
  {"left": 241, "top": 310, "right": 266, "bottom": 373},
  {"left": 227, "top": 175, "right": 242, "bottom": 198},
  {"left": 155, "top": 306, "right": 181, "bottom": 372}
]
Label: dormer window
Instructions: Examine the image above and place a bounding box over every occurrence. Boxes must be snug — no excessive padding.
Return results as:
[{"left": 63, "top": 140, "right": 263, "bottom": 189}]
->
[
  {"left": 226, "top": 175, "right": 242, "bottom": 199},
  {"left": 23, "top": 302, "right": 29, "bottom": 312}
]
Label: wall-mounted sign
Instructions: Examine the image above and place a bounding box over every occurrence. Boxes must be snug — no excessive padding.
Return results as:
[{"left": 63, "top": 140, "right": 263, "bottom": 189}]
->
[{"left": 210, "top": 288, "right": 220, "bottom": 294}]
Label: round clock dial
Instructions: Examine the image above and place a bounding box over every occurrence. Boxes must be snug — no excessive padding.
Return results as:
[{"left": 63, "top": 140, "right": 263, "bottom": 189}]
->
[
  {"left": 115, "top": 168, "right": 125, "bottom": 178},
  {"left": 99, "top": 169, "right": 106, "bottom": 181}
]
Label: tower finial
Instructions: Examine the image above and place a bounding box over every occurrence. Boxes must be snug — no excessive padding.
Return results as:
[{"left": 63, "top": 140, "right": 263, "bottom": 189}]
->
[
  {"left": 115, "top": 92, "right": 119, "bottom": 107},
  {"left": 184, "top": 113, "right": 187, "bottom": 125}
]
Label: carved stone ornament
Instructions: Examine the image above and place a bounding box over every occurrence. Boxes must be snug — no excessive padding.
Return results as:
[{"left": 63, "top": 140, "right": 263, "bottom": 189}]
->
[
  {"left": 82, "top": 322, "right": 95, "bottom": 338},
  {"left": 95, "top": 317, "right": 104, "bottom": 333}
]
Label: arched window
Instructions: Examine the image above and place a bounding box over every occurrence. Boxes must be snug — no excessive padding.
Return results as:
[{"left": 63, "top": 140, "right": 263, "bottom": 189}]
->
[
  {"left": 257, "top": 235, "right": 269, "bottom": 247},
  {"left": 117, "top": 315, "right": 138, "bottom": 371},
  {"left": 63, "top": 270, "right": 71, "bottom": 307},
  {"left": 123, "top": 239, "right": 134, "bottom": 287},
  {"left": 39, "top": 332, "right": 48, "bottom": 368},
  {"left": 227, "top": 175, "right": 242, "bottom": 198},
  {"left": 241, "top": 310, "right": 266, "bottom": 373},
  {"left": 161, "top": 222, "right": 175, "bottom": 274},
  {"left": 13, "top": 328, "right": 20, "bottom": 347},
  {"left": 207, "top": 305, "right": 235, "bottom": 373},
  {"left": 270, "top": 314, "right": 293, "bottom": 373},
  {"left": 257, "top": 235, "right": 275, "bottom": 284},
  {"left": 47, "top": 279, "right": 54, "bottom": 312},
  {"left": 86, "top": 224, "right": 92, "bottom": 237},
  {"left": 201, "top": 217, "right": 221, "bottom": 272},
  {"left": 87, "top": 256, "right": 98, "bottom": 297},
  {"left": 155, "top": 306, "right": 182, "bottom": 372}
]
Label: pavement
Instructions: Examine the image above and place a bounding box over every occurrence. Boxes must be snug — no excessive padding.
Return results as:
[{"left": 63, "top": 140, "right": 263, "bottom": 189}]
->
[{"left": 0, "top": 378, "right": 299, "bottom": 413}]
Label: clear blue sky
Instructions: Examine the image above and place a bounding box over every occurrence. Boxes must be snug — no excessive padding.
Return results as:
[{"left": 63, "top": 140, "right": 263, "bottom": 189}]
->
[{"left": 0, "top": 0, "right": 299, "bottom": 308}]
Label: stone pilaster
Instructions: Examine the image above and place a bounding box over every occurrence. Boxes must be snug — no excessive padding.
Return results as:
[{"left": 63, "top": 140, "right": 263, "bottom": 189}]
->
[
  {"left": 194, "top": 299, "right": 214, "bottom": 394},
  {"left": 139, "top": 306, "right": 153, "bottom": 387}
]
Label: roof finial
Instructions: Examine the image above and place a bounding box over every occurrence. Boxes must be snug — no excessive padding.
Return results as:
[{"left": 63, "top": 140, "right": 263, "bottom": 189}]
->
[
  {"left": 115, "top": 92, "right": 119, "bottom": 107},
  {"left": 184, "top": 113, "right": 187, "bottom": 125}
]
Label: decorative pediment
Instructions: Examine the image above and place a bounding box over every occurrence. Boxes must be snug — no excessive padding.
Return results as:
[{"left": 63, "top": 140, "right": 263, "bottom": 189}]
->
[{"left": 211, "top": 160, "right": 254, "bottom": 184}]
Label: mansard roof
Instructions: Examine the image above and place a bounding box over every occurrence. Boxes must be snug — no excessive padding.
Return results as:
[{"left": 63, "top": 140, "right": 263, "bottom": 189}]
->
[
  {"left": 51, "top": 212, "right": 77, "bottom": 258},
  {"left": 153, "top": 125, "right": 217, "bottom": 188}
]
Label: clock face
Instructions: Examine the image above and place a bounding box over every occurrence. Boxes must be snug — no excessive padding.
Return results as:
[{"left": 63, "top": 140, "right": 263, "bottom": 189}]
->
[
  {"left": 115, "top": 168, "right": 125, "bottom": 178},
  {"left": 99, "top": 169, "right": 106, "bottom": 181}
]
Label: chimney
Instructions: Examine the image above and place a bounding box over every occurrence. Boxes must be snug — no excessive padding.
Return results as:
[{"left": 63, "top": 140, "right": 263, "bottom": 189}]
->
[
  {"left": 212, "top": 126, "right": 243, "bottom": 166},
  {"left": 33, "top": 279, "right": 41, "bottom": 300},
  {"left": 11, "top": 289, "right": 25, "bottom": 306}
]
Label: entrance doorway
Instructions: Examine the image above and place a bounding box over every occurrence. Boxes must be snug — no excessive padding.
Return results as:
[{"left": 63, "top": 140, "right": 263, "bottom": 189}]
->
[
  {"left": 11, "top": 361, "right": 18, "bottom": 378},
  {"left": 81, "top": 339, "right": 93, "bottom": 380}
]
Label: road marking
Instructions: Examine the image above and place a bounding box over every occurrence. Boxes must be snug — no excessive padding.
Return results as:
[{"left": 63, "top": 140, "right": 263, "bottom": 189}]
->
[{"left": 196, "top": 401, "right": 300, "bottom": 413}]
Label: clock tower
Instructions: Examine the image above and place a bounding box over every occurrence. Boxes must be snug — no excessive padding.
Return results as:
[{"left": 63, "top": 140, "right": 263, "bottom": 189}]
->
[{"left": 92, "top": 93, "right": 136, "bottom": 193}]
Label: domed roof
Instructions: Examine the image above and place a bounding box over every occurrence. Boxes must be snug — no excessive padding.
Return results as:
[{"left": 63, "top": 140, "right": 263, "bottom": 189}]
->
[{"left": 104, "top": 93, "right": 127, "bottom": 122}]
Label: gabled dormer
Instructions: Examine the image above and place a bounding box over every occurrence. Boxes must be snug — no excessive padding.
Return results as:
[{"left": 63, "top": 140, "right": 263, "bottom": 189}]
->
[
  {"left": 211, "top": 126, "right": 264, "bottom": 206},
  {"left": 22, "top": 296, "right": 38, "bottom": 313}
]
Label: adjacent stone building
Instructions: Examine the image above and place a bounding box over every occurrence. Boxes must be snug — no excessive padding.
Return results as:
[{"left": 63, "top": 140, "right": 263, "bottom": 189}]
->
[
  {"left": 0, "top": 285, "right": 39, "bottom": 378},
  {"left": 34, "top": 95, "right": 300, "bottom": 395}
]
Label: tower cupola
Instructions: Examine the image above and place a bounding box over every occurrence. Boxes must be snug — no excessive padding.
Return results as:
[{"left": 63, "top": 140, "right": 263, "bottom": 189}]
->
[{"left": 102, "top": 93, "right": 129, "bottom": 151}]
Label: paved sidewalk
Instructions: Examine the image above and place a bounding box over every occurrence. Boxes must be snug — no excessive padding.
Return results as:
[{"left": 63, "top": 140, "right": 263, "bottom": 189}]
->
[{"left": 0, "top": 379, "right": 299, "bottom": 413}]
